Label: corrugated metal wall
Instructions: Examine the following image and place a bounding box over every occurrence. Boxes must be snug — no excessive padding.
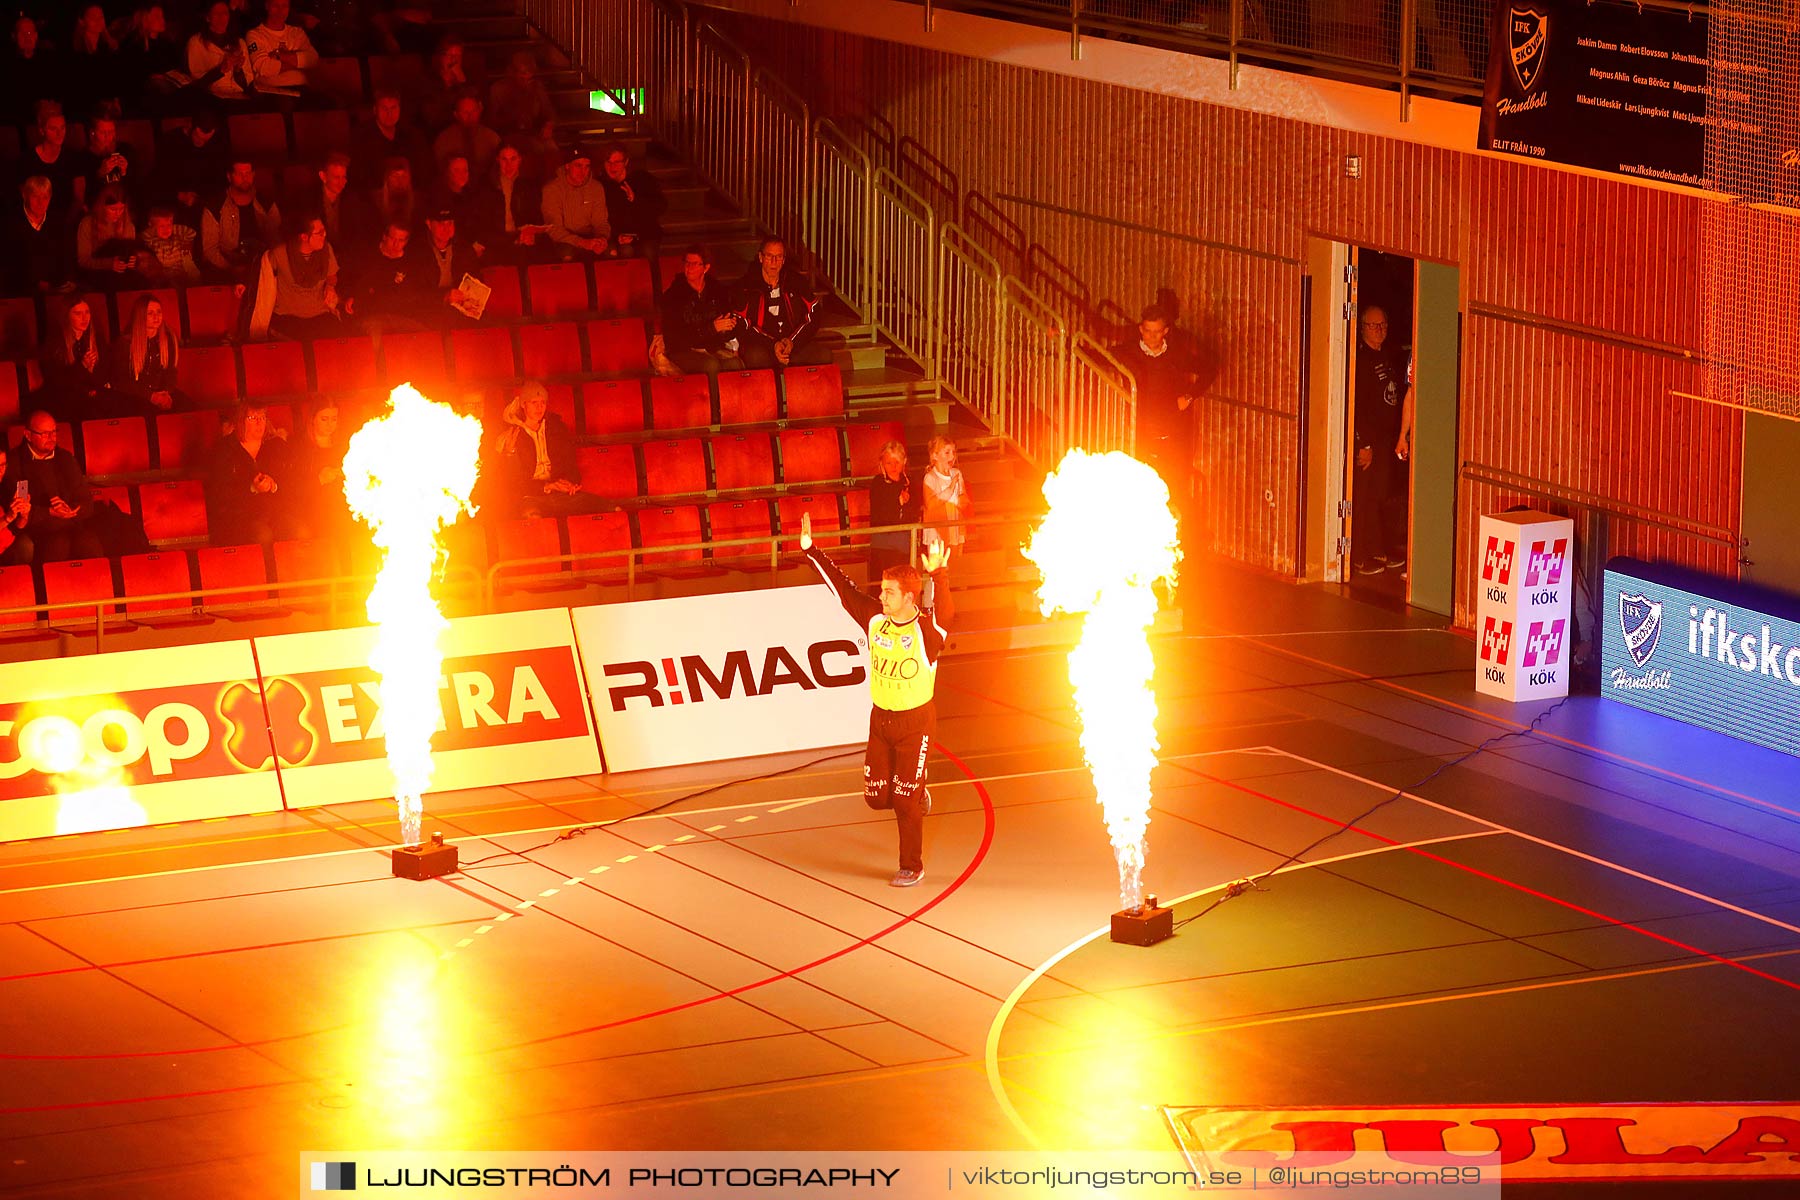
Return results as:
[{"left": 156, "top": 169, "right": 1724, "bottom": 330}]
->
[{"left": 712, "top": 13, "right": 1739, "bottom": 623}]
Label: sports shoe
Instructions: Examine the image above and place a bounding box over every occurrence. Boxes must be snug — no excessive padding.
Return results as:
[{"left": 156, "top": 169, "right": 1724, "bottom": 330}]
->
[
  {"left": 1354, "top": 560, "right": 1384, "bottom": 576},
  {"left": 889, "top": 868, "right": 925, "bottom": 888}
]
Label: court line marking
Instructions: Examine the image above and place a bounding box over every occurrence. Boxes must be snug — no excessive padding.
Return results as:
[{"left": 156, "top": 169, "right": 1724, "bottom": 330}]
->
[
  {"left": 1270, "top": 747, "right": 1800, "bottom": 940},
  {"left": 982, "top": 829, "right": 1507, "bottom": 1148}
]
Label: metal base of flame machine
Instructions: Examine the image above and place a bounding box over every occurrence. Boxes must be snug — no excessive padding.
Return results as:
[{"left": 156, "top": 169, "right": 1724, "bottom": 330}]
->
[
  {"left": 392, "top": 833, "right": 459, "bottom": 880},
  {"left": 1110, "top": 899, "right": 1173, "bottom": 946}
]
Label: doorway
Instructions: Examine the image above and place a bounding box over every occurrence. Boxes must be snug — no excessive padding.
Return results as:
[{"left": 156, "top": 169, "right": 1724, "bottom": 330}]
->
[{"left": 1301, "top": 239, "right": 1460, "bottom": 616}]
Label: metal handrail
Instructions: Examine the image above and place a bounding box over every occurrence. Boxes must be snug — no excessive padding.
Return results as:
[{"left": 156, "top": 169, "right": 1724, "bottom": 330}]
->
[{"left": 1459, "top": 462, "right": 1741, "bottom": 547}]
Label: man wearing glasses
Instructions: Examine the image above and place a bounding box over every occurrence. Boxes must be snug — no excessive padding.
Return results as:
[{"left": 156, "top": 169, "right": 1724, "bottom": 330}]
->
[
  {"left": 1352, "top": 305, "right": 1410, "bottom": 577},
  {"left": 1, "top": 412, "right": 105, "bottom": 564}
]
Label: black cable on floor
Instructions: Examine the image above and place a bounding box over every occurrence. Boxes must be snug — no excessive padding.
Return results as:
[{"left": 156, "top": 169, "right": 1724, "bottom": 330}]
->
[
  {"left": 457, "top": 749, "right": 862, "bottom": 869},
  {"left": 1172, "top": 697, "right": 1571, "bottom": 930}
]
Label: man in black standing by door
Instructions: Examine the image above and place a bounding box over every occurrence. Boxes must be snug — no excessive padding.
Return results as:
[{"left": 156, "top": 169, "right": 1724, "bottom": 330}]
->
[
  {"left": 1352, "top": 304, "right": 1410, "bottom": 576},
  {"left": 1114, "top": 305, "right": 1199, "bottom": 521}
]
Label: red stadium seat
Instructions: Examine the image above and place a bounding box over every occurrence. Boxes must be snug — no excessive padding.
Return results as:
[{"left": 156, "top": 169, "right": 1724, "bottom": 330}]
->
[
  {"left": 368, "top": 54, "right": 426, "bottom": 96},
  {"left": 592, "top": 259, "right": 654, "bottom": 317},
  {"left": 43, "top": 559, "right": 120, "bottom": 625},
  {"left": 154, "top": 410, "right": 223, "bottom": 471},
  {"left": 566, "top": 511, "right": 633, "bottom": 573},
  {"left": 778, "top": 493, "right": 844, "bottom": 542},
  {"left": 483, "top": 267, "right": 525, "bottom": 320},
  {"left": 494, "top": 517, "right": 564, "bottom": 585},
  {"left": 649, "top": 374, "right": 712, "bottom": 430},
  {"left": 80, "top": 418, "right": 151, "bottom": 477},
  {"left": 381, "top": 330, "right": 448, "bottom": 389},
  {"left": 574, "top": 443, "right": 639, "bottom": 499},
  {"left": 293, "top": 110, "right": 351, "bottom": 160},
  {"left": 311, "top": 57, "right": 366, "bottom": 106},
  {"left": 228, "top": 112, "right": 288, "bottom": 157},
  {"left": 272, "top": 539, "right": 337, "bottom": 602},
  {"left": 782, "top": 364, "right": 846, "bottom": 419},
  {"left": 241, "top": 341, "right": 308, "bottom": 397},
  {"left": 641, "top": 438, "right": 706, "bottom": 496},
  {"left": 311, "top": 336, "right": 378, "bottom": 394},
  {"left": 197, "top": 543, "right": 272, "bottom": 614},
  {"left": 177, "top": 344, "right": 240, "bottom": 405},
  {"left": 708, "top": 433, "right": 774, "bottom": 491},
  {"left": 706, "top": 499, "right": 772, "bottom": 556},
  {"left": 778, "top": 428, "right": 844, "bottom": 485},
  {"left": 717, "top": 370, "right": 778, "bottom": 425},
  {"left": 526, "top": 262, "right": 590, "bottom": 317},
  {"left": 845, "top": 488, "right": 871, "bottom": 543},
  {"left": 450, "top": 326, "right": 517, "bottom": 383},
  {"left": 637, "top": 505, "right": 705, "bottom": 564},
  {"left": 584, "top": 318, "right": 647, "bottom": 377},
  {"left": 579, "top": 380, "right": 645, "bottom": 436},
  {"left": 0, "top": 563, "right": 42, "bottom": 629},
  {"left": 519, "top": 323, "right": 582, "bottom": 377},
  {"left": 119, "top": 551, "right": 205, "bottom": 624},
  {"left": 0, "top": 298, "right": 35, "bottom": 359},
  {"left": 89, "top": 483, "right": 133, "bottom": 515},
  {"left": 139, "top": 480, "right": 209, "bottom": 543},
  {"left": 441, "top": 520, "right": 490, "bottom": 581},
  {"left": 845, "top": 420, "right": 906, "bottom": 477},
  {"left": 183, "top": 286, "right": 239, "bottom": 343},
  {"left": 0, "top": 366, "right": 20, "bottom": 426}
]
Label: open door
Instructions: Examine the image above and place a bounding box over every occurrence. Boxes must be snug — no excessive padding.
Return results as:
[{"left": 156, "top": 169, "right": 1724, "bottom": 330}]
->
[{"left": 1408, "top": 260, "right": 1461, "bottom": 616}]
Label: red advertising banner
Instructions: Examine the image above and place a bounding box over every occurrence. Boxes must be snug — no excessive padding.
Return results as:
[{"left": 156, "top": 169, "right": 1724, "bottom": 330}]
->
[
  {"left": 253, "top": 609, "right": 602, "bottom": 809},
  {"left": 0, "top": 641, "right": 282, "bottom": 841}
]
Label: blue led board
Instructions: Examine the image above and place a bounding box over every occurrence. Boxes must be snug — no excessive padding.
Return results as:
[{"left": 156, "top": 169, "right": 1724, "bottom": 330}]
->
[{"left": 1603, "top": 558, "right": 1800, "bottom": 757}]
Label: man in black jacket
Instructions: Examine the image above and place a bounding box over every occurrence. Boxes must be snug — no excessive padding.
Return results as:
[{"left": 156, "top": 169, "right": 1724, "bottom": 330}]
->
[
  {"left": 414, "top": 209, "right": 483, "bottom": 325},
  {"left": 735, "top": 238, "right": 826, "bottom": 368},
  {"left": 1, "top": 177, "right": 73, "bottom": 295},
  {"left": 659, "top": 245, "right": 743, "bottom": 374},
  {"left": 598, "top": 143, "right": 665, "bottom": 257},
  {"left": 470, "top": 142, "right": 550, "bottom": 264},
  {"left": 2, "top": 412, "right": 108, "bottom": 563},
  {"left": 1113, "top": 305, "right": 1198, "bottom": 519}
]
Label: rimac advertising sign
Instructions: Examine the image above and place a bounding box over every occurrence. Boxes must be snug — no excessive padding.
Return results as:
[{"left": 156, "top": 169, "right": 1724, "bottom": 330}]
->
[{"left": 1602, "top": 558, "right": 1800, "bottom": 757}]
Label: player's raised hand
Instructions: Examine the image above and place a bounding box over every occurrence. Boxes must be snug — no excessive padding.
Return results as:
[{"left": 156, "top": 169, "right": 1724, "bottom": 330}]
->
[
  {"left": 921, "top": 544, "right": 951, "bottom": 574},
  {"left": 799, "top": 511, "right": 812, "bottom": 551}
]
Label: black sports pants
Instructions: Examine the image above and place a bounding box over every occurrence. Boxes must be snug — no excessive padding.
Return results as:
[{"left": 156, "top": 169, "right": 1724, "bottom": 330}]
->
[{"left": 864, "top": 702, "right": 933, "bottom": 873}]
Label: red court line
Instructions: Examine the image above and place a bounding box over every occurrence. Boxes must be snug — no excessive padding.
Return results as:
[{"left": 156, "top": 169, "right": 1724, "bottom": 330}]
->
[
  {"left": 1249, "top": 637, "right": 1800, "bottom": 824},
  {"left": 0, "top": 746, "right": 998, "bottom": 1088},
  {"left": 1185, "top": 764, "right": 1800, "bottom": 996}
]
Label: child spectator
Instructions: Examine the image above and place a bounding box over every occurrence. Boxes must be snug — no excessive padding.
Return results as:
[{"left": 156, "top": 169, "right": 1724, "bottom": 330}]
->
[
  {"left": 204, "top": 401, "right": 303, "bottom": 547},
  {"left": 867, "top": 439, "right": 920, "bottom": 586},
  {"left": 111, "top": 295, "right": 187, "bottom": 415},
  {"left": 189, "top": 2, "right": 254, "bottom": 100},
  {"left": 1, "top": 177, "right": 74, "bottom": 295},
  {"left": 247, "top": 214, "right": 347, "bottom": 341},
  {"left": 37, "top": 298, "right": 109, "bottom": 421},
  {"left": 920, "top": 436, "right": 969, "bottom": 607},
  {"left": 139, "top": 206, "right": 201, "bottom": 285},
  {"left": 245, "top": 0, "right": 319, "bottom": 96}
]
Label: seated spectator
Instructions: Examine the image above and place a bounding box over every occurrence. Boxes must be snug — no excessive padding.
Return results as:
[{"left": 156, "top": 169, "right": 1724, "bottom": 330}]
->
[
  {"left": 434, "top": 90, "right": 500, "bottom": 178},
  {"left": 83, "top": 115, "right": 140, "bottom": 212},
  {"left": 306, "top": 152, "right": 373, "bottom": 250},
  {"left": 37, "top": 298, "right": 109, "bottom": 421},
  {"left": 67, "top": 5, "right": 120, "bottom": 117},
  {"left": 188, "top": 2, "right": 254, "bottom": 101},
  {"left": 866, "top": 438, "right": 920, "bottom": 585},
  {"left": 489, "top": 381, "right": 603, "bottom": 518},
  {"left": 202, "top": 158, "right": 281, "bottom": 283},
  {"left": 76, "top": 185, "right": 145, "bottom": 288},
  {"left": 427, "top": 154, "right": 482, "bottom": 232},
  {"left": 110, "top": 295, "right": 188, "bottom": 415},
  {"left": 419, "top": 35, "right": 471, "bottom": 132},
  {"left": 659, "top": 245, "right": 743, "bottom": 375},
  {"left": 203, "top": 401, "right": 304, "bottom": 547},
  {"left": 541, "top": 146, "right": 610, "bottom": 260},
  {"left": 345, "top": 220, "right": 429, "bottom": 331},
  {"left": 487, "top": 52, "right": 556, "bottom": 168},
  {"left": 245, "top": 0, "right": 318, "bottom": 96},
  {"left": 735, "top": 238, "right": 824, "bottom": 367},
  {"left": 139, "top": 205, "right": 202, "bottom": 285},
  {"left": 4, "top": 17, "right": 58, "bottom": 125},
  {"left": 369, "top": 158, "right": 418, "bottom": 236},
  {"left": 155, "top": 110, "right": 227, "bottom": 232},
  {"left": 416, "top": 208, "right": 482, "bottom": 324},
  {"left": 472, "top": 142, "right": 549, "bottom": 263},
  {"left": 18, "top": 105, "right": 87, "bottom": 220},
  {"left": 247, "top": 213, "right": 348, "bottom": 341},
  {"left": 1, "top": 411, "right": 148, "bottom": 563},
  {"left": 350, "top": 91, "right": 431, "bottom": 185},
  {"left": 1, "top": 177, "right": 74, "bottom": 296},
  {"left": 599, "top": 144, "right": 665, "bottom": 256},
  {"left": 285, "top": 399, "right": 351, "bottom": 535},
  {"left": 116, "top": 4, "right": 190, "bottom": 104}
]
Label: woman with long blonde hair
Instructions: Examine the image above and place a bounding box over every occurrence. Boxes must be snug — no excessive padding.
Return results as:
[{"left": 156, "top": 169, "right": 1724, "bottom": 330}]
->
[{"left": 110, "top": 295, "right": 186, "bottom": 414}]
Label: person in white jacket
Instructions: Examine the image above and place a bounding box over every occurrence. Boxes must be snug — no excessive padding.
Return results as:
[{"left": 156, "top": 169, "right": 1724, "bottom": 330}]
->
[{"left": 244, "top": 0, "right": 318, "bottom": 94}]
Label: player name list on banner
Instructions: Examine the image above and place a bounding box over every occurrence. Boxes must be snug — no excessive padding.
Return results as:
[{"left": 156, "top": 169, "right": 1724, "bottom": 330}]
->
[{"left": 1478, "top": 1, "right": 1715, "bottom": 187}]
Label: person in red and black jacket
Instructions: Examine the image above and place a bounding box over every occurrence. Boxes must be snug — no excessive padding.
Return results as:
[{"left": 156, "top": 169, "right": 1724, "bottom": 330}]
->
[{"left": 734, "top": 237, "right": 827, "bottom": 368}]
